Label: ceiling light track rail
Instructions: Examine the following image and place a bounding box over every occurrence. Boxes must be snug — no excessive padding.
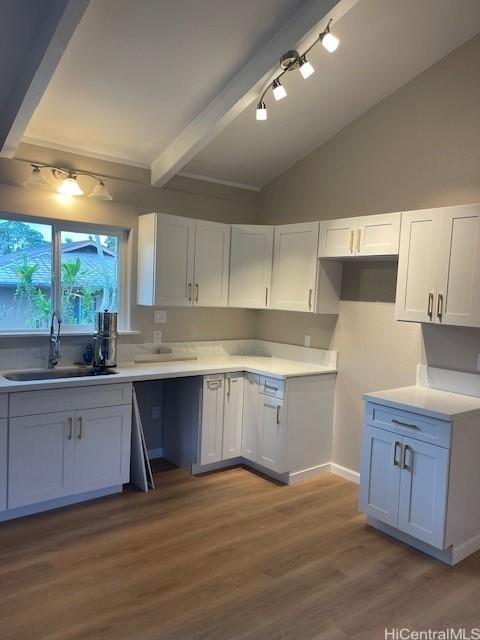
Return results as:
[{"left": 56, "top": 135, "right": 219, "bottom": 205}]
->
[
  {"left": 22, "top": 163, "right": 113, "bottom": 200},
  {"left": 256, "top": 19, "right": 340, "bottom": 121}
]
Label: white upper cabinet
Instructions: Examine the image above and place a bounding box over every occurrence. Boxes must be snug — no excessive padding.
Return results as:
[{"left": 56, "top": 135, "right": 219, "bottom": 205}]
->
[
  {"left": 396, "top": 209, "right": 442, "bottom": 323},
  {"left": 138, "top": 212, "right": 195, "bottom": 307},
  {"left": 396, "top": 204, "right": 480, "bottom": 327},
  {"left": 137, "top": 213, "right": 229, "bottom": 308},
  {"left": 318, "top": 213, "right": 401, "bottom": 258},
  {"left": 271, "top": 222, "right": 319, "bottom": 312},
  {"left": 194, "top": 220, "right": 230, "bottom": 307},
  {"left": 435, "top": 205, "right": 480, "bottom": 327},
  {"left": 229, "top": 225, "right": 273, "bottom": 309}
]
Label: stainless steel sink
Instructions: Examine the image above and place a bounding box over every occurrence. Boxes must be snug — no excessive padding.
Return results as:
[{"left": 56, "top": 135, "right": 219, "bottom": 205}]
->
[{"left": 3, "top": 367, "right": 119, "bottom": 382}]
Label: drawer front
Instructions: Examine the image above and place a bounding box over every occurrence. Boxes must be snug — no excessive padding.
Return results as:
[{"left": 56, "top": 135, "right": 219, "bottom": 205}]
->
[
  {"left": 365, "top": 402, "right": 451, "bottom": 448},
  {"left": 10, "top": 383, "right": 132, "bottom": 417},
  {"left": 0, "top": 394, "right": 7, "bottom": 418},
  {"left": 259, "top": 376, "right": 284, "bottom": 399}
]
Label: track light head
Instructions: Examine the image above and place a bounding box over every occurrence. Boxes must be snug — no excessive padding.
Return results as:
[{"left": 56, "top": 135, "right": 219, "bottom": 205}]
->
[
  {"left": 272, "top": 79, "right": 287, "bottom": 101},
  {"left": 299, "top": 55, "right": 315, "bottom": 79},
  {"left": 58, "top": 174, "right": 84, "bottom": 196},
  {"left": 320, "top": 19, "right": 339, "bottom": 52},
  {"left": 256, "top": 102, "right": 267, "bottom": 121}
]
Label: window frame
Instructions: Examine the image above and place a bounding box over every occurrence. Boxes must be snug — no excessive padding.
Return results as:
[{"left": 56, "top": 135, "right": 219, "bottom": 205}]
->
[{"left": 0, "top": 212, "right": 130, "bottom": 335}]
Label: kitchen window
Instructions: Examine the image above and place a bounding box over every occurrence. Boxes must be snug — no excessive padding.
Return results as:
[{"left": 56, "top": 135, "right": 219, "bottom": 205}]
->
[{"left": 0, "top": 215, "right": 127, "bottom": 333}]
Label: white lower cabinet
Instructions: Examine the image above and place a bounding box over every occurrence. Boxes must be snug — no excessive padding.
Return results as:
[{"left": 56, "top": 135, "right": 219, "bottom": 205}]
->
[
  {"left": 73, "top": 405, "right": 132, "bottom": 494},
  {"left": 241, "top": 373, "right": 259, "bottom": 462},
  {"left": 6, "top": 384, "right": 133, "bottom": 513},
  {"left": 222, "top": 374, "right": 244, "bottom": 459},
  {"left": 200, "top": 376, "right": 226, "bottom": 465},
  {"left": 360, "top": 401, "right": 453, "bottom": 553},
  {"left": 9, "top": 411, "right": 75, "bottom": 509},
  {"left": 257, "top": 395, "right": 284, "bottom": 473}
]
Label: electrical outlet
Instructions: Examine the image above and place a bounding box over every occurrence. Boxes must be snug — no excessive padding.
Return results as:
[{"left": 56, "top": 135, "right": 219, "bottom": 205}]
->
[
  {"left": 304, "top": 335, "right": 311, "bottom": 347},
  {"left": 152, "top": 406, "right": 161, "bottom": 420},
  {"left": 154, "top": 310, "right": 167, "bottom": 323},
  {"left": 153, "top": 330, "right": 162, "bottom": 343}
]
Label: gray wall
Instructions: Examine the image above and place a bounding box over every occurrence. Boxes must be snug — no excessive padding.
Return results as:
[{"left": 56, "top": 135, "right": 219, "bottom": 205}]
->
[{"left": 258, "top": 33, "right": 480, "bottom": 472}]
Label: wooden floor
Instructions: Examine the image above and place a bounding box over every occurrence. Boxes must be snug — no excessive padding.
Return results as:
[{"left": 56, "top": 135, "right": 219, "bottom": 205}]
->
[{"left": 1, "top": 463, "right": 479, "bottom": 640}]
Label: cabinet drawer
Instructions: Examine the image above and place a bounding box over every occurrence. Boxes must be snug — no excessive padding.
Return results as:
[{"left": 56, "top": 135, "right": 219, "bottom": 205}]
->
[
  {"left": 0, "top": 394, "right": 7, "bottom": 418},
  {"left": 10, "top": 383, "right": 132, "bottom": 417},
  {"left": 365, "top": 401, "right": 451, "bottom": 448},
  {"left": 259, "top": 376, "right": 284, "bottom": 399}
]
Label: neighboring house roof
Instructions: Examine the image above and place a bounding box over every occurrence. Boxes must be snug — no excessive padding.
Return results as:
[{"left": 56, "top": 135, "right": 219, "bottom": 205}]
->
[{"left": 0, "top": 241, "right": 117, "bottom": 289}]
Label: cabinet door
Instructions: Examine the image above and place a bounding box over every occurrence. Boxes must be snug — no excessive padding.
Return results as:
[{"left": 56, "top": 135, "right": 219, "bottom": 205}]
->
[
  {"left": 194, "top": 220, "right": 230, "bottom": 307},
  {"left": 73, "top": 405, "right": 132, "bottom": 494},
  {"left": 200, "top": 376, "right": 225, "bottom": 465},
  {"left": 359, "top": 425, "right": 401, "bottom": 527},
  {"left": 318, "top": 218, "right": 357, "bottom": 258},
  {"left": 223, "top": 374, "right": 244, "bottom": 459},
  {"left": 9, "top": 412, "right": 74, "bottom": 508},
  {"left": 397, "top": 437, "right": 449, "bottom": 548},
  {"left": 242, "top": 373, "right": 259, "bottom": 462},
  {"left": 154, "top": 213, "right": 195, "bottom": 307},
  {"left": 257, "top": 396, "right": 285, "bottom": 473},
  {"left": 229, "top": 225, "right": 273, "bottom": 309},
  {"left": 271, "top": 222, "right": 319, "bottom": 312},
  {"left": 436, "top": 204, "right": 480, "bottom": 327},
  {"left": 0, "top": 419, "right": 7, "bottom": 511},
  {"left": 395, "top": 209, "right": 442, "bottom": 322},
  {"left": 357, "top": 212, "right": 401, "bottom": 256}
]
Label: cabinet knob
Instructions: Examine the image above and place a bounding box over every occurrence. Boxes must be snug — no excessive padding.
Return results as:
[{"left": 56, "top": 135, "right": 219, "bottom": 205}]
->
[
  {"left": 68, "top": 416, "right": 73, "bottom": 440},
  {"left": 276, "top": 405, "right": 281, "bottom": 425},
  {"left": 436, "top": 293, "right": 443, "bottom": 321},
  {"left": 78, "top": 416, "right": 84, "bottom": 439}
]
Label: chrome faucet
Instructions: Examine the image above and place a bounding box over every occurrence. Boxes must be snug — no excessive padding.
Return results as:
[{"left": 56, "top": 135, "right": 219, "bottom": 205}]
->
[{"left": 48, "top": 312, "right": 62, "bottom": 369}]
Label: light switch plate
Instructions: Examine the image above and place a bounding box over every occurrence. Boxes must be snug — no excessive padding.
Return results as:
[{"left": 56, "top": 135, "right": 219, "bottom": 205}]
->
[
  {"left": 153, "top": 330, "right": 162, "bottom": 343},
  {"left": 154, "top": 310, "right": 167, "bottom": 323}
]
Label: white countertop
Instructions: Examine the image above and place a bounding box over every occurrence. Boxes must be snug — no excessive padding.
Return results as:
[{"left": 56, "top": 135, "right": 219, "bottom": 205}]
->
[
  {"left": 364, "top": 385, "right": 480, "bottom": 420},
  {"left": 0, "top": 355, "right": 337, "bottom": 394}
]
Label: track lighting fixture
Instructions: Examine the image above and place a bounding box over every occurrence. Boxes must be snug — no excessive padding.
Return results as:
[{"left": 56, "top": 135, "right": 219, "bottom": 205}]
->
[
  {"left": 22, "top": 164, "right": 113, "bottom": 200},
  {"left": 255, "top": 18, "right": 339, "bottom": 121}
]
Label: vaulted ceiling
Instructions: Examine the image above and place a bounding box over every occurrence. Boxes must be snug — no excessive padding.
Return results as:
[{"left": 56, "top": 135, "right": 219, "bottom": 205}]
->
[{"left": 2, "top": 0, "right": 480, "bottom": 191}]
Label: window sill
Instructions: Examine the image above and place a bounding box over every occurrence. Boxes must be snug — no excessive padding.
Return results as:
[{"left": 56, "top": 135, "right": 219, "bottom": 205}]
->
[{"left": 0, "top": 330, "right": 141, "bottom": 338}]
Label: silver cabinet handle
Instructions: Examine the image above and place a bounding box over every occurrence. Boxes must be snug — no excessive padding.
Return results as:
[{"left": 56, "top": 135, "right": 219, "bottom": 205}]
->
[
  {"left": 207, "top": 378, "right": 222, "bottom": 390},
  {"left": 308, "top": 288, "right": 313, "bottom": 310},
  {"left": 276, "top": 405, "right": 281, "bottom": 425},
  {"left": 188, "top": 283, "right": 192, "bottom": 302},
  {"left": 77, "top": 416, "right": 84, "bottom": 439},
  {"left": 437, "top": 293, "right": 443, "bottom": 321},
  {"left": 67, "top": 416, "right": 73, "bottom": 440},
  {"left": 264, "top": 383, "right": 278, "bottom": 393},
  {"left": 227, "top": 377, "right": 231, "bottom": 397},
  {"left": 348, "top": 229, "right": 354, "bottom": 253},
  {"left": 195, "top": 283, "right": 199, "bottom": 303},
  {"left": 391, "top": 418, "right": 419, "bottom": 430},
  {"left": 427, "top": 292, "right": 434, "bottom": 319},
  {"left": 265, "top": 287, "right": 268, "bottom": 307},
  {"left": 393, "top": 441, "right": 402, "bottom": 466},
  {"left": 402, "top": 444, "right": 413, "bottom": 471}
]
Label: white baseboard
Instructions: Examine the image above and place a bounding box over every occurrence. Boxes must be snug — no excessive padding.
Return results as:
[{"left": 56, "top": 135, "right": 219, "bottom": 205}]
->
[
  {"left": 451, "top": 532, "right": 480, "bottom": 564},
  {"left": 288, "top": 463, "right": 330, "bottom": 485},
  {"left": 330, "top": 463, "right": 360, "bottom": 484},
  {"left": 148, "top": 447, "right": 164, "bottom": 460}
]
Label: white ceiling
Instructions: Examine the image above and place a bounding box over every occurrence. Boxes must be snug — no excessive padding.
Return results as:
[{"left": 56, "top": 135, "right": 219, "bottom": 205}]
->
[
  {"left": 23, "top": 0, "right": 308, "bottom": 166},
  {"left": 184, "top": 0, "right": 480, "bottom": 187},
  {"left": 15, "top": 0, "right": 480, "bottom": 190}
]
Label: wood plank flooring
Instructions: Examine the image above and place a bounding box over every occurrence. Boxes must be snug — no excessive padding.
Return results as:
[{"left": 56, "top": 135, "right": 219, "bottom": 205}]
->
[{"left": 0, "top": 462, "right": 479, "bottom": 640}]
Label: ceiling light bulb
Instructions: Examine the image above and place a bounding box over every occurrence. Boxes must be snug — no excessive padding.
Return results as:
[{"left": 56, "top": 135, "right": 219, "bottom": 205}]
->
[
  {"left": 321, "top": 30, "right": 339, "bottom": 53},
  {"left": 88, "top": 180, "right": 113, "bottom": 200},
  {"left": 299, "top": 56, "right": 315, "bottom": 79},
  {"left": 272, "top": 79, "right": 287, "bottom": 101},
  {"left": 256, "top": 102, "right": 267, "bottom": 121},
  {"left": 58, "top": 174, "right": 84, "bottom": 196},
  {"left": 22, "top": 166, "right": 50, "bottom": 190}
]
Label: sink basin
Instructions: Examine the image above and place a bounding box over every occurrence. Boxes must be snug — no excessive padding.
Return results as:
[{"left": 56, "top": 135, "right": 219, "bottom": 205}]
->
[{"left": 3, "top": 367, "right": 119, "bottom": 382}]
